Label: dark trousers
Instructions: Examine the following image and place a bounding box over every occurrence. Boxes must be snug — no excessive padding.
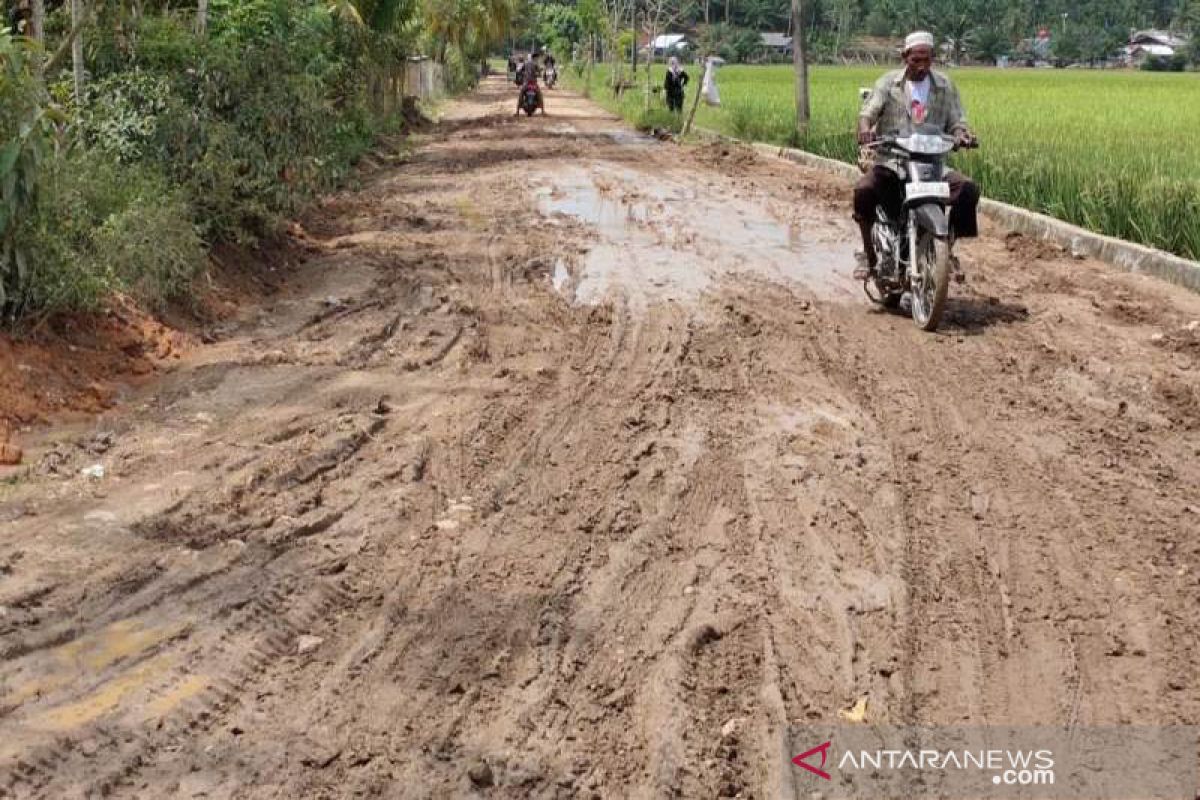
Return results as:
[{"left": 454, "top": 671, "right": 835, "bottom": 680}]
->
[
  {"left": 666, "top": 90, "right": 684, "bottom": 113},
  {"left": 853, "top": 165, "right": 979, "bottom": 262}
]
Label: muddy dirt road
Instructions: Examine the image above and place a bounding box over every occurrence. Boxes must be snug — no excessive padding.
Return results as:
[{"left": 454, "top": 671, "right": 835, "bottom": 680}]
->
[{"left": 2, "top": 77, "right": 1199, "bottom": 799}]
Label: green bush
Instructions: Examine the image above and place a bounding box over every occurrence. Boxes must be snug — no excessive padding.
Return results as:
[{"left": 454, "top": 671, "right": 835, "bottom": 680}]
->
[
  {"left": 78, "top": 70, "right": 172, "bottom": 162},
  {"left": 133, "top": 14, "right": 202, "bottom": 73},
  {"left": 70, "top": 0, "right": 379, "bottom": 244},
  {"left": 6, "top": 0, "right": 417, "bottom": 322},
  {"left": 634, "top": 106, "right": 682, "bottom": 132},
  {"left": 1139, "top": 54, "right": 1188, "bottom": 72},
  {"left": 16, "top": 154, "right": 204, "bottom": 314}
]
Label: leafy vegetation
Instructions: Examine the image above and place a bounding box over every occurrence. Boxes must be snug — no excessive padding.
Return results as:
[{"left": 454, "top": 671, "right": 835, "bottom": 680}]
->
[
  {"left": 516, "top": 0, "right": 1200, "bottom": 67},
  {"left": 1, "top": 0, "right": 512, "bottom": 324}
]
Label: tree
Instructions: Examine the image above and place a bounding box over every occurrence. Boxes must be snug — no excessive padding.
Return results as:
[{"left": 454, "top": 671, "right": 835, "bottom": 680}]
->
[
  {"left": 698, "top": 22, "right": 759, "bottom": 61},
  {"left": 1050, "top": 24, "right": 1082, "bottom": 63},
  {"left": 825, "top": 0, "right": 856, "bottom": 57},
  {"left": 738, "top": 0, "right": 781, "bottom": 31},
  {"left": 30, "top": 0, "right": 44, "bottom": 42},
  {"left": 969, "top": 25, "right": 1011, "bottom": 63},
  {"left": 792, "top": 0, "right": 808, "bottom": 134},
  {"left": 71, "top": 0, "right": 85, "bottom": 102}
]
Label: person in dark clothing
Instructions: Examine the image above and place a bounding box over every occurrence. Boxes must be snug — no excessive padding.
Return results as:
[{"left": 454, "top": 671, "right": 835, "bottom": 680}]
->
[
  {"left": 663, "top": 56, "right": 689, "bottom": 113},
  {"left": 8, "top": 0, "right": 30, "bottom": 34}
]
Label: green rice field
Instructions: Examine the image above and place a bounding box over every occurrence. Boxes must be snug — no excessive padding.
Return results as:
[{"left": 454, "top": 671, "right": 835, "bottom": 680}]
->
[{"left": 567, "top": 65, "right": 1200, "bottom": 260}]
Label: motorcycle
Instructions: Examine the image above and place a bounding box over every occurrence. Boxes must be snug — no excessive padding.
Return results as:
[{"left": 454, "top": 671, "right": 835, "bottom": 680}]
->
[
  {"left": 518, "top": 79, "right": 543, "bottom": 116},
  {"left": 544, "top": 65, "right": 558, "bottom": 88},
  {"left": 863, "top": 132, "right": 977, "bottom": 331}
]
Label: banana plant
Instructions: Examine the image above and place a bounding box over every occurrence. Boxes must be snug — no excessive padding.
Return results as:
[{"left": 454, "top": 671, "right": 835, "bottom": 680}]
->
[{"left": 0, "top": 30, "right": 64, "bottom": 318}]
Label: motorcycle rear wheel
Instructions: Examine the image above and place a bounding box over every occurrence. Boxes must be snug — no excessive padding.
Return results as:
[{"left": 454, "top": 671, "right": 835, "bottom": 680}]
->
[{"left": 911, "top": 234, "right": 950, "bottom": 331}]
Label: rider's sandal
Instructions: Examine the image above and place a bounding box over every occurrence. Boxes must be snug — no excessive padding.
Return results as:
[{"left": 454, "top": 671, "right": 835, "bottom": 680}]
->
[{"left": 852, "top": 252, "right": 873, "bottom": 281}]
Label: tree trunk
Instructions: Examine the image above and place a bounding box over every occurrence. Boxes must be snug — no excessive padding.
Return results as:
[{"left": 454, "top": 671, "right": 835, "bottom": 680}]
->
[
  {"left": 630, "top": 4, "right": 638, "bottom": 76},
  {"left": 681, "top": 56, "right": 704, "bottom": 136},
  {"left": 31, "top": 0, "right": 45, "bottom": 41},
  {"left": 71, "top": 0, "right": 85, "bottom": 104},
  {"left": 644, "top": 20, "right": 655, "bottom": 111},
  {"left": 196, "top": 0, "right": 208, "bottom": 35},
  {"left": 791, "top": 0, "right": 809, "bottom": 135}
]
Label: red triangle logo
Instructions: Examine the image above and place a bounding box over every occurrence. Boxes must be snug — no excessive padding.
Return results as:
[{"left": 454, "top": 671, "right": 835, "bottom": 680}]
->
[{"left": 792, "top": 740, "right": 833, "bottom": 780}]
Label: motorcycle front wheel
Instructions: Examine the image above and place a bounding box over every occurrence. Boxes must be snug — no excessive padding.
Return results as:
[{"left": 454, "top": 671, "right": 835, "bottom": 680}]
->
[{"left": 911, "top": 233, "right": 950, "bottom": 331}]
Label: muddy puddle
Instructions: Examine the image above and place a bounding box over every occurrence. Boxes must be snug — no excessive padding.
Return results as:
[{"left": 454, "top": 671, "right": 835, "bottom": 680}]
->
[{"left": 534, "top": 164, "right": 857, "bottom": 310}]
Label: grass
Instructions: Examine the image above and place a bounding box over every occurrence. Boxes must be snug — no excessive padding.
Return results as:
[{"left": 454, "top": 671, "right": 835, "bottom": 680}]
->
[{"left": 567, "top": 64, "right": 1200, "bottom": 260}]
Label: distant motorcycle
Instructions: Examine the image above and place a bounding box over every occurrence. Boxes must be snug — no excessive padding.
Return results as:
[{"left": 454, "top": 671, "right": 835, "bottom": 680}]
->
[
  {"left": 518, "top": 79, "right": 544, "bottom": 116},
  {"left": 863, "top": 132, "right": 977, "bottom": 331},
  {"left": 544, "top": 65, "right": 558, "bottom": 88}
]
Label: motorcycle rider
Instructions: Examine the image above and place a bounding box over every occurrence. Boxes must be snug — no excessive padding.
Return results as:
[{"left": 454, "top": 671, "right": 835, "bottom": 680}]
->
[
  {"left": 853, "top": 31, "right": 979, "bottom": 281},
  {"left": 516, "top": 56, "right": 545, "bottom": 116}
]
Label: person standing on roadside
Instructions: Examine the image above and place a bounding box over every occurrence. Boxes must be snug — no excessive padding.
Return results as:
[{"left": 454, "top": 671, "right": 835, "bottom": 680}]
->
[{"left": 664, "top": 56, "right": 689, "bottom": 114}]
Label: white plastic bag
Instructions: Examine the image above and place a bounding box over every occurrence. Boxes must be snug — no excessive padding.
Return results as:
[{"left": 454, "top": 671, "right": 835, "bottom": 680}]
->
[{"left": 701, "top": 57, "right": 721, "bottom": 107}]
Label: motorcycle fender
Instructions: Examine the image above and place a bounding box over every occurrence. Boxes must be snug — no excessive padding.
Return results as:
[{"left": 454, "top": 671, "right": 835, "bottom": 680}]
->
[{"left": 912, "top": 203, "right": 950, "bottom": 239}]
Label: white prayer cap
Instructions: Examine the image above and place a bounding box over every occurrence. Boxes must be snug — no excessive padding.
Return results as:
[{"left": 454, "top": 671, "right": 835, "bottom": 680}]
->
[{"left": 903, "top": 31, "right": 935, "bottom": 53}]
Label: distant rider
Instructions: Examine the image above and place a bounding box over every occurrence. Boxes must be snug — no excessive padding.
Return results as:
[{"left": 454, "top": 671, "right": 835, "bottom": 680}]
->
[
  {"left": 516, "top": 58, "right": 545, "bottom": 116},
  {"left": 663, "top": 56, "right": 689, "bottom": 113},
  {"left": 853, "top": 31, "right": 979, "bottom": 281}
]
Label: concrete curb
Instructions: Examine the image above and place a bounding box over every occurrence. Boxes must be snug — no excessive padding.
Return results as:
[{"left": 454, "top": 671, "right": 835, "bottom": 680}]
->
[{"left": 692, "top": 128, "right": 1200, "bottom": 293}]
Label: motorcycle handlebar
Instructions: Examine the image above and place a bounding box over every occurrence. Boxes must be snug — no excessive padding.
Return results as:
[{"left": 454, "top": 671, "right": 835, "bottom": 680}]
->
[{"left": 862, "top": 134, "right": 980, "bottom": 152}]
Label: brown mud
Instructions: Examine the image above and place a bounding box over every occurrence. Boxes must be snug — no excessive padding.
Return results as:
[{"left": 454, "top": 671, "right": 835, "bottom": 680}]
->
[{"left": 1, "top": 77, "right": 1198, "bottom": 799}]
